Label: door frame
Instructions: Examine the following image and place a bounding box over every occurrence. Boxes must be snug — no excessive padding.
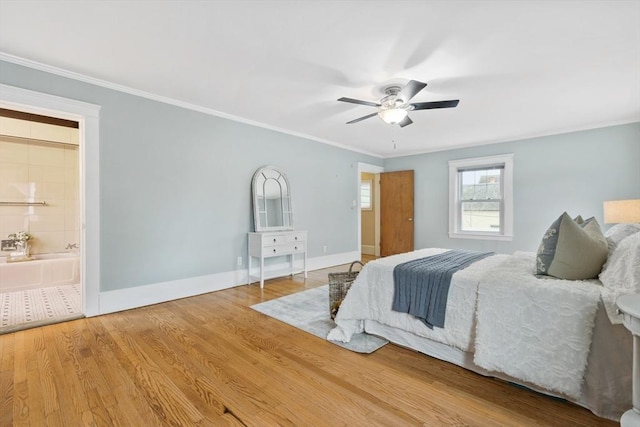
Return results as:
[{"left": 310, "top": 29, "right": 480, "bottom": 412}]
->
[
  {"left": 357, "top": 162, "right": 384, "bottom": 258},
  {"left": 0, "top": 84, "right": 101, "bottom": 316}
]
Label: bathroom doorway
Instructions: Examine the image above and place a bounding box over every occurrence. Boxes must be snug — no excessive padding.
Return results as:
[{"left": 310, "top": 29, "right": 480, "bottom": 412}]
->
[
  {"left": 0, "top": 110, "right": 83, "bottom": 333},
  {"left": 0, "top": 84, "right": 101, "bottom": 325}
]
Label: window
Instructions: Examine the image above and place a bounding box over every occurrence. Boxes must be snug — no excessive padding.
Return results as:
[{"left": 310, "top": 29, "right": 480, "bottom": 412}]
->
[
  {"left": 449, "top": 154, "right": 513, "bottom": 240},
  {"left": 360, "top": 180, "right": 372, "bottom": 210}
]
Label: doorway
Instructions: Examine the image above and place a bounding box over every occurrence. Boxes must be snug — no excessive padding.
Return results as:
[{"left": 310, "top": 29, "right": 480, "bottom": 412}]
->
[
  {"left": 0, "top": 113, "right": 83, "bottom": 332},
  {"left": 357, "top": 163, "right": 383, "bottom": 258},
  {"left": 357, "top": 163, "right": 415, "bottom": 259},
  {"left": 0, "top": 83, "right": 101, "bottom": 330}
]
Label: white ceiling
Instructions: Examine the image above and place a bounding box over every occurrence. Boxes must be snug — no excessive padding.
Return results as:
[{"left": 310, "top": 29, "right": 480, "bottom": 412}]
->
[{"left": 1, "top": 1, "right": 639, "bottom": 158}]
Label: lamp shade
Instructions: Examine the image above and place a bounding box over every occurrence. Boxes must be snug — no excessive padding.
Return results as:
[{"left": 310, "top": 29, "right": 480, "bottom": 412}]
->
[
  {"left": 603, "top": 199, "right": 640, "bottom": 224},
  {"left": 378, "top": 108, "right": 408, "bottom": 124}
]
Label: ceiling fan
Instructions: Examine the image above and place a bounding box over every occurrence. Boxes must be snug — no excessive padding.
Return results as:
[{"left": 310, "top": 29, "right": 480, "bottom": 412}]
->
[{"left": 337, "top": 80, "right": 459, "bottom": 127}]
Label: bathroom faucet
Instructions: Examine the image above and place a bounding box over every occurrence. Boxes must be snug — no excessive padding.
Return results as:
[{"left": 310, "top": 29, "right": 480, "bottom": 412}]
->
[{"left": 66, "top": 243, "right": 79, "bottom": 249}]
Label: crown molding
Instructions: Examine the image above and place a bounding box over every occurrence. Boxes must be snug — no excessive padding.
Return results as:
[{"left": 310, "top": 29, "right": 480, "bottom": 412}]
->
[{"left": 0, "top": 52, "right": 382, "bottom": 159}]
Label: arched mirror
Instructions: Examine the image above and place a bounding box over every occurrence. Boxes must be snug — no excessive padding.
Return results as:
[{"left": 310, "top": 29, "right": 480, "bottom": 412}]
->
[{"left": 252, "top": 166, "right": 294, "bottom": 232}]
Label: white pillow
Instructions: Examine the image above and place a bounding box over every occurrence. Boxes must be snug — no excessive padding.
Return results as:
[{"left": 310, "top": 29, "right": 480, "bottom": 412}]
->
[
  {"left": 599, "top": 233, "right": 640, "bottom": 323},
  {"left": 604, "top": 223, "right": 640, "bottom": 251}
]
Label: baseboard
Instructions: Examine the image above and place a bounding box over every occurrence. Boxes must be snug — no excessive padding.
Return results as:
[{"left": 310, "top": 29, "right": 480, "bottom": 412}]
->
[
  {"left": 361, "top": 245, "right": 375, "bottom": 255},
  {"left": 97, "top": 250, "right": 360, "bottom": 316},
  {"left": 98, "top": 269, "right": 247, "bottom": 315},
  {"left": 306, "top": 251, "right": 360, "bottom": 271}
]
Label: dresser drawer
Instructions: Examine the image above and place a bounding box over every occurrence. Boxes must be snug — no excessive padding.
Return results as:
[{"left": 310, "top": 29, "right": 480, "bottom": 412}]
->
[
  {"left": 263, "top": 234, "right": 287, "bottom": 245},
  {"left": 285, "top": 232, "right": 306, "bottom": 243},
  {"left": 264, "top": 242, "right": 305, "bottom": 256},
  {"left": 260, "top": 231, "right": 306, "bottom": 245}
]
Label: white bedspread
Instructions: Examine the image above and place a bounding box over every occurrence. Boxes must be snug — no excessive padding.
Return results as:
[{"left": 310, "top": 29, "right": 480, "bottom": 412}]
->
[
  {"left": 327, "top": 249, "right": 508, "bottom": 352},
  {"left": 599, "top": 233, "right": 640, "bottom": 324},
  {"left": 473, "top": 252, "right": 601, "bottom": 400}
]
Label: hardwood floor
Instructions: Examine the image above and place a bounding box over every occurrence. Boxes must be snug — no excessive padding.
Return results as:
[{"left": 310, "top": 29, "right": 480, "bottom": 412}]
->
[{"left": 0, "top": 260, "right": 617, "bottom": 426}]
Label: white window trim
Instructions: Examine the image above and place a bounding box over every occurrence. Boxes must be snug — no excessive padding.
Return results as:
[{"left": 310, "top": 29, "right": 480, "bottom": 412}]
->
[{"left": 448, "top": 154, "right": 514, "bottom": 241}]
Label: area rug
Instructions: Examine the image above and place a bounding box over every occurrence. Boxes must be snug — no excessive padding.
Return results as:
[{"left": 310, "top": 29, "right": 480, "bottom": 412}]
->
[
  {"left": 0, "top": 284, "right": 84, "bottom": 334},
  {"left": 250, "top": 285, "right": 388, "bottom": 353}
]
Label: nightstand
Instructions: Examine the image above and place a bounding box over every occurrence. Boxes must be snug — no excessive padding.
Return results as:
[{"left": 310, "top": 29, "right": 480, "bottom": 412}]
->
[{"left": 617, "top": 293, "right": 640, "bottom": 427}]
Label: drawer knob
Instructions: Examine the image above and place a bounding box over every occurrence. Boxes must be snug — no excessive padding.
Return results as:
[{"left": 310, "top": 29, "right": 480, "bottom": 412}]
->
[
  {"left": 295, "top": 236, "right": 298, "bottom": 240},
  {"left": 294, "top": 246, "right": 298, "bottom": 250},
  {"left": 273, "top": 238, "right": 277, "bottom": 242},
  {"left": 273, "top": 248, "right": 277, "bottom": 253}
]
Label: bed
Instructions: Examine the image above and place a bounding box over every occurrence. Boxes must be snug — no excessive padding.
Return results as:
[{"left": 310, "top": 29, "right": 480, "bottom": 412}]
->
[{"left": 328, "top": 221, "right": 640, "bottom": 421}]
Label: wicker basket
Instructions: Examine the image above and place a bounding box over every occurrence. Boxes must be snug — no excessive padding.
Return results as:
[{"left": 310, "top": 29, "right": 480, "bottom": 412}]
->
[{"left": 329, "top": 261, "right": 364, "bottom": 320}]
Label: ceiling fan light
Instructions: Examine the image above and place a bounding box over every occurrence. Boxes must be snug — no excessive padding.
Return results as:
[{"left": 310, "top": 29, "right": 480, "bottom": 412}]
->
[{"left": 379, "top": 108, "right": 408, "bottom": 124}]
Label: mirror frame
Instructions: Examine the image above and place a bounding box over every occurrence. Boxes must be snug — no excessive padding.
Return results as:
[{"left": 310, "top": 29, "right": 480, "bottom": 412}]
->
[{"left": 251, "top": 165, "right": 294, "bottom": 232}]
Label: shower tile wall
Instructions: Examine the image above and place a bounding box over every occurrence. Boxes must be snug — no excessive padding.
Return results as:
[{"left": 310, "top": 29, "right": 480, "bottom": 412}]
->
[{"left": 0, "top": 119, "right": 79, "bottom": 255}]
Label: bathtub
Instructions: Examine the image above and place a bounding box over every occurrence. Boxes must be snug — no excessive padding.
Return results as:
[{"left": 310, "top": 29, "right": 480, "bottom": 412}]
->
[{"left": 0, "top": 253, "right": 80, "bottom": 293}]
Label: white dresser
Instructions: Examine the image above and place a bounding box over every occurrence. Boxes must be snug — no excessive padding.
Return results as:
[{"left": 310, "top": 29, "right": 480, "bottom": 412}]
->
[{"left": 248, "top": 230, "right": 307, "bottom": 288}]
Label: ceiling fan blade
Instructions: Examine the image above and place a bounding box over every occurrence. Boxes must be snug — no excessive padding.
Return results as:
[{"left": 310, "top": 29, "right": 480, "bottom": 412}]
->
[
  {"left": 411, "top": 100, "right": 460, "bottom": 110},
  {"left": 398, "top": 116, "right": 413, "bottom": 128},
  {"left": 337, "top": 97, "right": 381, "bottom": 107},
  {"left": 398, "top": 80, "right": 427, "bottom": 103},
  {"left": 346, "top": 112, "right": 378, "bottom": 124}
]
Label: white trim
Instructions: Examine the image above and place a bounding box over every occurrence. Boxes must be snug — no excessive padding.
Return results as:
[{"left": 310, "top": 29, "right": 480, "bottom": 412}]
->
[
  {"left": 0, "top": 52, "right": 382, "bottom": 159},
  {"left": 361, "top": 245, "right": 375, "bottom": 255},
  {"left": 99, "top": 251, "right": 359, "bottom": 314},
  {"left": 448, "top": 154, "right": 514, "bottom": 241},
  {"left": 357, "top": 163, "right": 384, "bottom": 258},
  {"left": 374, "top": 174, "right": 381, "bottom": 257},
  {"left": 382, "top": 120, "right": 639, "bottom": 159},
  {"left": 99, "top": 270, "right": 244, "bottom": 315},
  {"left": 306, "top": 250, "right": 361, "bottom": 271},
  {"left": 0, "top": 84, "right": 101, "bottom": 317},
  {"left": 449, "top": 232, "right": 513, "bottom": 241}
]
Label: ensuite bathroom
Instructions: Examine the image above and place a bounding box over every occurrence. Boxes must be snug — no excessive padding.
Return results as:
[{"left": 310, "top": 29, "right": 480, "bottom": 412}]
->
[{"left": 0, "top": 109, "right": 82, "bottom": 333}]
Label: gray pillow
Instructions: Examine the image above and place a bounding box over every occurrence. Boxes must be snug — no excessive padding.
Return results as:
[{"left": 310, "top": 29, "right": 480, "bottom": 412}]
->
[{"left": 536, "top": 212, "right": 609, "bottom": 280}]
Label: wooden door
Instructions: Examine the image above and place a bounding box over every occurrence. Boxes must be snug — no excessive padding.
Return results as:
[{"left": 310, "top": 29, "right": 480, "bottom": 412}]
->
[{"left": 380, "top": 170, "right": 414, "bottom": 257}]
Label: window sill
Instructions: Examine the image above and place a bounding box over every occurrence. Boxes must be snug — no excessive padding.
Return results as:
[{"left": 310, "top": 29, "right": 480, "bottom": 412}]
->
[{"left": 449, "top": 232, "right": 513, "bottom": 241}]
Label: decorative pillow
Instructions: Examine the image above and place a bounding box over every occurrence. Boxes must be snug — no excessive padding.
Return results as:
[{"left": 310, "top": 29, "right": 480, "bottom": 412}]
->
[
  {"left": 574, "top": 215, "right": 584, "bottom": 224},
  {"left": 604, "top": 223, "right": 640, "bottom": 251},
  {"left": 599, "top": 233, "right": 640, "bottom": 323},
  {"left": 536, "top": 212, "right": 609, "bottom": 280}
]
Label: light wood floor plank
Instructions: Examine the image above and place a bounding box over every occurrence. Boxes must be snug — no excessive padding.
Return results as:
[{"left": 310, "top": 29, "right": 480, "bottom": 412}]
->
[
  {"left": 139, "top": 305, "right": 278, "bottom": 424},
  {"left": 0, "top": 332, "right": 15, "bottom": 427},
  {"left": 41, "top": 324, "right": 94, "bottom": 425},
  {"left": 0, "top": 260, "right": 618, "bottom": 426},
  {"left": 87, "top": 318, "right": 171, "bottom": 426},
  {"left": 103, "top": 308, "right": 231, "bottom": 425},
  {"left": 147, "top": 303, "right": 319, "bottom": 425},
  {"left": 24, "top": 358, "right": 46, "bottom": 426},
  {"left": 179, "top": 295, "right": 426, "bottom": 425},
  {"left": 12, "top": 331, "right": 30, "bottom": 426},
  {"left": 99, "top": 314, "right": 207, "bottom": 426}
]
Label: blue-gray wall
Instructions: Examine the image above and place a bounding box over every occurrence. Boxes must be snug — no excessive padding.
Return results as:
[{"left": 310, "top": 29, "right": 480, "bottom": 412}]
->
[
  {"left": 0, "top": 60, "right": 382, "bottom": 291},
  {"left": 385, "top": 123, "right": 640, "bottom": 254}
]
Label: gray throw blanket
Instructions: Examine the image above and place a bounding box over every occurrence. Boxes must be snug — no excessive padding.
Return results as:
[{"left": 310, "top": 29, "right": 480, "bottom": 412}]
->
[{"left": 392, "top": 250, "right": 495, "bottom": 328}]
